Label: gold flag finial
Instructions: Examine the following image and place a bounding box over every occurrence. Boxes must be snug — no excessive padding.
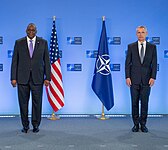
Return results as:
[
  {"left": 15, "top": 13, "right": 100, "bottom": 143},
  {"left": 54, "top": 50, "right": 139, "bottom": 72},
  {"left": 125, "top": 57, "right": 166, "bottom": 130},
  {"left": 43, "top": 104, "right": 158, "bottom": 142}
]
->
[
  {"left": 102, "top": 16, "right": 105, "bottom": 21},
  {"left": 53, "top": 16, "right": 56, "bottom": 21}
]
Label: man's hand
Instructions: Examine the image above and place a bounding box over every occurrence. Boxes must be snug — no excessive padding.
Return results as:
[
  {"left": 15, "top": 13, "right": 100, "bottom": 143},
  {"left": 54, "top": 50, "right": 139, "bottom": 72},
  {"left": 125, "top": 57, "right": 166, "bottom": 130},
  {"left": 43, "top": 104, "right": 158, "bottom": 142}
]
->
[
  {"left": 149, "top": 78, "right": 155, "bottom": 87},
  {"left": 11, "top": 80, "right": 17, "bottom": 87},
  {"left": 126, "top": 78, "right": 132, "bottom": 87},
  {"left": 44, "top": 80, "right": 50, "bottom": 87}
]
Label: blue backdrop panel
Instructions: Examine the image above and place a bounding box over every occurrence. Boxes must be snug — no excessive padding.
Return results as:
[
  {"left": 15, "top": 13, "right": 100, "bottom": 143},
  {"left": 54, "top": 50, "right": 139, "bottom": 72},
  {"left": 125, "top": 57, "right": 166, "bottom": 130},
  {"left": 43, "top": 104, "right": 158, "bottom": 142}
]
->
[{"left": 0, "top": 0, "right": 167, "bottom": 114}]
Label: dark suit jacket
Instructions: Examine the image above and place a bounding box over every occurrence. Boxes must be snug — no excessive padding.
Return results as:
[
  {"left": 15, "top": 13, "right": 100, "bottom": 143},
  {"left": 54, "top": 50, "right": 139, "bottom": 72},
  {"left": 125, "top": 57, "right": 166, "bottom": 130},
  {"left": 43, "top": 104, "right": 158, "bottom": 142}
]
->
[
  {"left": 11, "top": 36, "right": 51, "bottom": 84},
  {"left": 125, "top": 41, "right": 157, "bottom": 85}
]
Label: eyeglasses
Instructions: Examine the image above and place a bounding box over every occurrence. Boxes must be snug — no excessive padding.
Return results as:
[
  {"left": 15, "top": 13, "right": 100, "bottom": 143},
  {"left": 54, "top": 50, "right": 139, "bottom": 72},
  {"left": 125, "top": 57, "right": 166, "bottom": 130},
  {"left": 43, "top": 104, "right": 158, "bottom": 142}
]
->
[{"left": 27, "top": 29, "right": 36, "bottom": 32}]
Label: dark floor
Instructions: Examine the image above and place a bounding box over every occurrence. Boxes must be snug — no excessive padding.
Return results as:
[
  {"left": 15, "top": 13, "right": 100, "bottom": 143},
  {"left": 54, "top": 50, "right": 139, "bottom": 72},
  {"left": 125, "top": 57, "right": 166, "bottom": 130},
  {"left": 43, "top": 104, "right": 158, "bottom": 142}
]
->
[{"left": 0, "top": 116, "right": 168, "bottom": 150}]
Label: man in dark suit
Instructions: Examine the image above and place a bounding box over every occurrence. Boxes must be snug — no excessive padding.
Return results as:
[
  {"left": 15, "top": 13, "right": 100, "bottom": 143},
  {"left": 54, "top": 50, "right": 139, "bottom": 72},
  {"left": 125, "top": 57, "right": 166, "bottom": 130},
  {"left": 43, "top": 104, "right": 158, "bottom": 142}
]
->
[
  {"left": 125, "top": 26, "right": 157, "bottom": 133},
  {"left": 11, "top": 23, "right": 51, "bottom": 133}
]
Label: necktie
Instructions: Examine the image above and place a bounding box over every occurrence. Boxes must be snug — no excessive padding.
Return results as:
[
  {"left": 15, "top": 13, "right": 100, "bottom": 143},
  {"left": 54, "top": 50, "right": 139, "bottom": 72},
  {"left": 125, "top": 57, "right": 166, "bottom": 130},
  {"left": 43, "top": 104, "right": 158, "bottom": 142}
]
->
[
  {"left": 29, "top": 40, "right": 33, "bottom": 58},
  {"left": 140, "top": 43, "right": 144, "bottom": 64}
]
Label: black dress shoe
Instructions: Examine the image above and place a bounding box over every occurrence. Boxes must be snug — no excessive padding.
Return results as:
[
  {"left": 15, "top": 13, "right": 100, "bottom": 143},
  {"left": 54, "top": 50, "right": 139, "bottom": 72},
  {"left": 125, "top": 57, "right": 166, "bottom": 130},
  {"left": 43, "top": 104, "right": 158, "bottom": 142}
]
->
[
  {"left": 141, "top": 125, "right": 148, "bottom": 133},
  {"left": 21, "top": 127, "right": 29, "bottom": 133},
  {"left": 33, "top": 127, "right": 39, "bottom": 133},
  {"left": 132, "top": 125, "right": 139, "bottom": 132}
]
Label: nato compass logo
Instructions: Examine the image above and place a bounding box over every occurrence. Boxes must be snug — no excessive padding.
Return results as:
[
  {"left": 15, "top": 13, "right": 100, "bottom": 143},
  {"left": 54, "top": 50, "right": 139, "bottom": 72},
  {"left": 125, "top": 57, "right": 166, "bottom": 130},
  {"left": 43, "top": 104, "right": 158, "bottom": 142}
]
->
[
  {"left": 67, "top": 37, "right": 82, "bottom": 45},
  {"left": 107, "top": 37, "right": 121, "bottom": 45},
  {"left": 86, "top": 50, "right": 98, "bottom": 58},
  {"left": 67, "top": 64, "right": 82, "bottom": 71},
  {"left": 164, "top": 50, "right": 168, "bottom": 58},
  {"left": 0, "top": 64, "right": 3, "bottom": 71},
  {"left": 96, "top": 54, "right": 111, "bottom": 75},
  {"left": 146, "top": 37, "right": 160, "bottom": 45},
  {"left": 0, "top": 36, "right": 3, "bottom": 44},
  {"left": 8, "top": 50, "right": 13, "bottom": 58}
]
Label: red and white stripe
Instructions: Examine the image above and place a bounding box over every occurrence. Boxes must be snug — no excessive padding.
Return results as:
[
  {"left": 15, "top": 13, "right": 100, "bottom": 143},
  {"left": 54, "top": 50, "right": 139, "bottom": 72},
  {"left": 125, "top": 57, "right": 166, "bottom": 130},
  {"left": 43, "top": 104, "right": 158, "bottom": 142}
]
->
[{"left": 46, "top": 59, "right": 64, "bottom": 112}]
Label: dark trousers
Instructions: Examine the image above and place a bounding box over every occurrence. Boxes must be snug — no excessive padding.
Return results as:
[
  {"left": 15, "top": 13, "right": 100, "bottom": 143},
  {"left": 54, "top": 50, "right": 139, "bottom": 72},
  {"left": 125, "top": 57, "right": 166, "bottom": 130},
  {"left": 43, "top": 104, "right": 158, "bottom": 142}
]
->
[
  {"left": 17, "top": 75, "right": 43, "bottom": 128},
  {"left": 130, "top": 84, "right": 151, "bottom": 126}
]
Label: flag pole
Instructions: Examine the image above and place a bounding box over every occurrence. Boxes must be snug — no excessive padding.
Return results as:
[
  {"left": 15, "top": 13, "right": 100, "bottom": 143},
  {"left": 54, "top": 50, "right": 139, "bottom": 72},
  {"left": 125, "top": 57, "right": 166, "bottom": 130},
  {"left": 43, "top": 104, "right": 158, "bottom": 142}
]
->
[
  {"left": 97, "top": 16, "right": 109, "bottom": 120},
  {"left": 97, "top": 103, "right": 109, "bottom": 120},
  {"left": 47, "top": 15, "right": 60, "bottom": 121}
]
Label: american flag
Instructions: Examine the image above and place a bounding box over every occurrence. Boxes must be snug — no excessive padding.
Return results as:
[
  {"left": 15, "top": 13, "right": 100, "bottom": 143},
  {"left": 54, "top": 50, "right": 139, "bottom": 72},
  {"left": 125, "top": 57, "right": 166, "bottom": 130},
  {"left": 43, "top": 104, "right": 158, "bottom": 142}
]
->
[{"left": 46, "top": 19, "right": 64, "bottom": 112}]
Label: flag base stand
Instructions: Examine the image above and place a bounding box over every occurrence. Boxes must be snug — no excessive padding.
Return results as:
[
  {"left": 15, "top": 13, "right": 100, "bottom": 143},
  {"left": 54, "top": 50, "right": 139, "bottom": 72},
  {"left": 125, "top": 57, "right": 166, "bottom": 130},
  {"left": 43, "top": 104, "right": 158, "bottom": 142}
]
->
[
  {"left": 47, "top": 112, "right": 60, "bottom": 120},
  {"left": 97, "top": 104, "right": 109, "bottom": 120},
  {"left": 97, "top": 113, "right": 109, "bottom": 120}
]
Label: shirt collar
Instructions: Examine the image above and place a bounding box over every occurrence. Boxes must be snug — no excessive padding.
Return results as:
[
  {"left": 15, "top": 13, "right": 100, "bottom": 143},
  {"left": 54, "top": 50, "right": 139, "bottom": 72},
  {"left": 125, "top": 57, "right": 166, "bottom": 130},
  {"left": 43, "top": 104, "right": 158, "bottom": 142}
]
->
[
  {"left": 27, "top": 36, "right": 36, "bottom": 42},
  {"left": 138, "top": 40, "right": 146, "bottom": 45}
]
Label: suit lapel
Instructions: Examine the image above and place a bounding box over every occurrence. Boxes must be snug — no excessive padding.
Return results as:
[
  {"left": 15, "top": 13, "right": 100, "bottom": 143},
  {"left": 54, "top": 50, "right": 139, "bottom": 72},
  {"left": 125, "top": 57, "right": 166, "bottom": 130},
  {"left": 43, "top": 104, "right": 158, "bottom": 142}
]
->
[
  {"left": 34, "top": 37, "right": 40, "bottom": 50},
  {"left": 143, "top": 42, "right": 150, "bottom": 63},
  {"left": 32, "top": 37, "right": 40, "bottom": 58},
  {"left": 135, "top": 41, "right": 141, "bottom": 64},
  {"left": 22, "top": 37, "right": 30, "bottom": 57}
]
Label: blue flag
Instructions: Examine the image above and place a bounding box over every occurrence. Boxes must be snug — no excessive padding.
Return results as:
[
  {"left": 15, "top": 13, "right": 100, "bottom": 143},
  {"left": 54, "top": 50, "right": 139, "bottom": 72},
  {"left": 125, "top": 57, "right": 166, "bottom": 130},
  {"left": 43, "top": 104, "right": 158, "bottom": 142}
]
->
[{"left": 92, "top": 19, "right": 114, "bottom": 111}]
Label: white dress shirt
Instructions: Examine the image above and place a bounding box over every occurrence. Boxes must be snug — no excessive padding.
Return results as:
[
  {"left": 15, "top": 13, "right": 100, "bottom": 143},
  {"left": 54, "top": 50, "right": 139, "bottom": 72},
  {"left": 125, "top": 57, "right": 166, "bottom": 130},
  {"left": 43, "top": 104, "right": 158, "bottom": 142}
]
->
[
  {"left": 138, "top": 40, "right": 146, "bottom": 57},
  {"left": 27, "top": 36, "right": 36, "bottom": 50}
]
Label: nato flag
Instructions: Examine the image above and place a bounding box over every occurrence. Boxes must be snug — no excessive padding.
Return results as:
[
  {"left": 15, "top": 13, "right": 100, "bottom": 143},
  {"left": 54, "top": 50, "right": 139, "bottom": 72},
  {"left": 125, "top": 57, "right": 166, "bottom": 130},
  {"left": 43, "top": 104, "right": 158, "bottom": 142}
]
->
[{"left": 92, "top": 18, "right": 114, "bottom": 111}]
